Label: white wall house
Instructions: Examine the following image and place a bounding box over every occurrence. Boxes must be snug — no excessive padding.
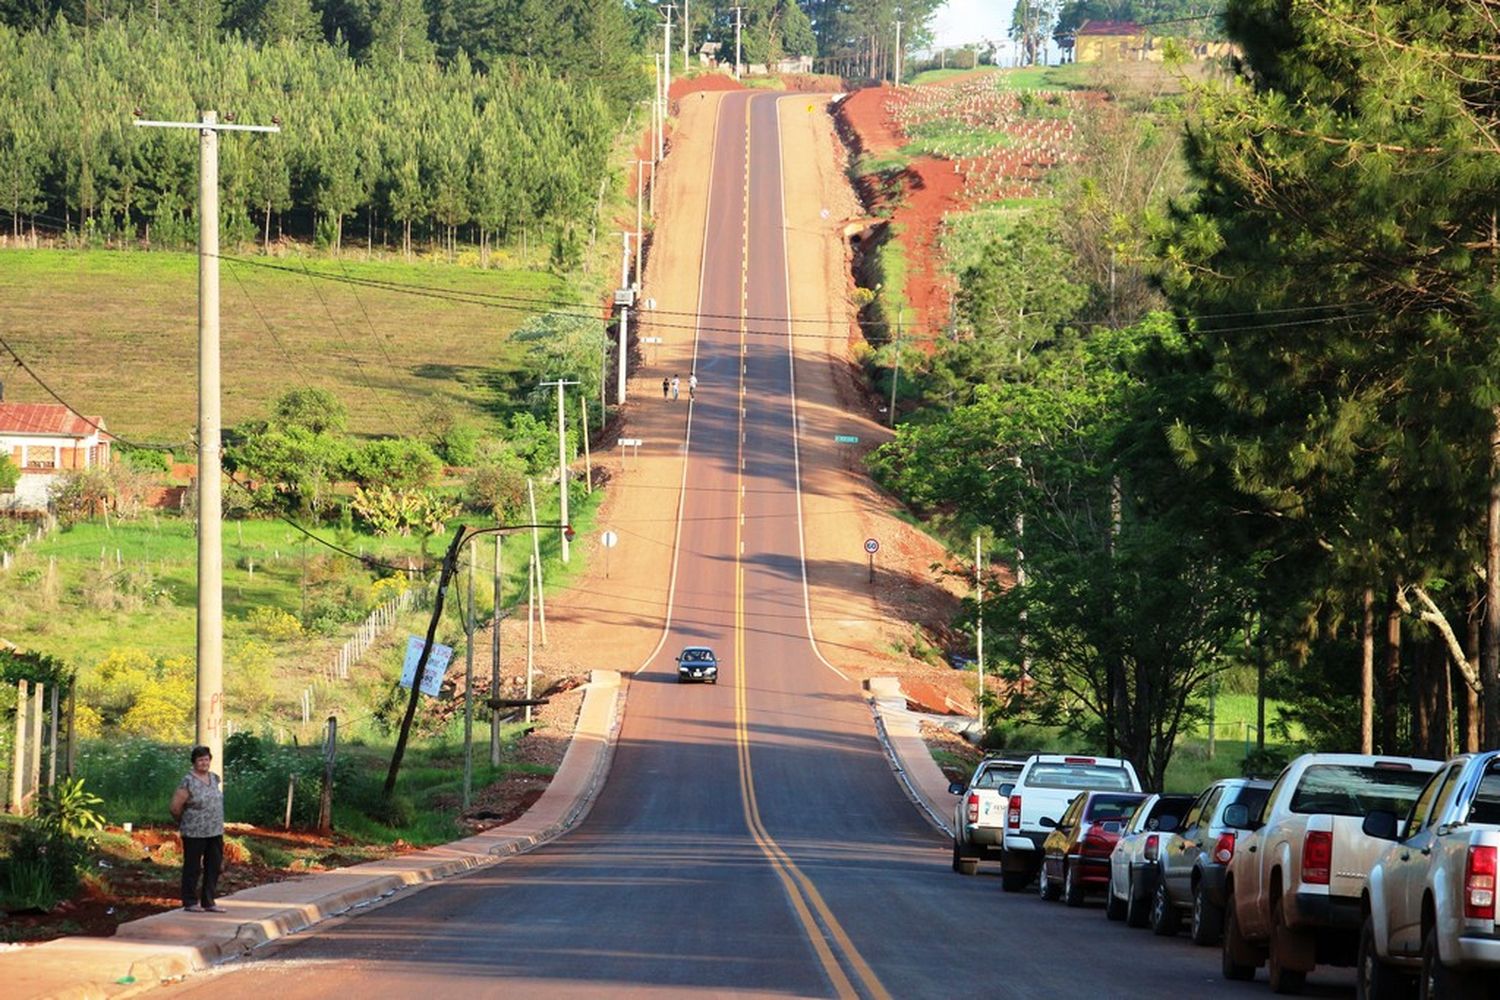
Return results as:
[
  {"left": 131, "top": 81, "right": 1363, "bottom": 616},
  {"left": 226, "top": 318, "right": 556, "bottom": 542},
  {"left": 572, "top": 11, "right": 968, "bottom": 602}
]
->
[{"left": 0, "top": 402, "right": 111, "bottom": 512}]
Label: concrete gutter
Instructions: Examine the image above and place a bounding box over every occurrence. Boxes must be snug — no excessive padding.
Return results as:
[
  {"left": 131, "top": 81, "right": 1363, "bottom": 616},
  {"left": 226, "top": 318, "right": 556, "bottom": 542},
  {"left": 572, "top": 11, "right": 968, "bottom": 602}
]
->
[
  {"left": 865, "top": 676, "right": 955, "bottom": 837},
  {"left": 1, "top": 669, "right": 626, "bottom": 1000}
]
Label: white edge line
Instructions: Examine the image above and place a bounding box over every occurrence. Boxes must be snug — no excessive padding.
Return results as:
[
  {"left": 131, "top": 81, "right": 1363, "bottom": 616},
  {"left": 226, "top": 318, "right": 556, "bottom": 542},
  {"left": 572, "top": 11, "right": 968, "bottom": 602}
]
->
[
  {"left": 773, "top": 94, "right": 849, "bottom": 684},
  {"left": 632, "top": 94, "right": 727, "bottom": 677}
]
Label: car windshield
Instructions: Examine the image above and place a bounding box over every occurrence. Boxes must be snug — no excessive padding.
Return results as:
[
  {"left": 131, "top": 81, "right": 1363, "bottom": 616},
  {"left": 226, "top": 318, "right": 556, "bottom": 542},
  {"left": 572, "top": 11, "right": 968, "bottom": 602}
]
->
[
  {"left": 681, "top": 649, "right": 714, "bottom": 663},
  {"left": 974, "top": 768, "right": 1019, "bottom": 790},
  {"left": 1085, "top": 795, "right": 1145, "bottom": 822},
  {"left": 1025, "top": 763, "right": 1135, "bottom": 791},
  {"left": 1288, "top": 764, "right": 1432, "bottom": 817}
]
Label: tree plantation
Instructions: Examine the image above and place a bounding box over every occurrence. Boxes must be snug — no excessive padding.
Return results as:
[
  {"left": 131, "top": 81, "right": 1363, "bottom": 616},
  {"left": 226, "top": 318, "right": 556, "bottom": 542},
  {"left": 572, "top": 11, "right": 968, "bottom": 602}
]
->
[{"left": 0, "top": 20, "right": 616, "bottom": 258}]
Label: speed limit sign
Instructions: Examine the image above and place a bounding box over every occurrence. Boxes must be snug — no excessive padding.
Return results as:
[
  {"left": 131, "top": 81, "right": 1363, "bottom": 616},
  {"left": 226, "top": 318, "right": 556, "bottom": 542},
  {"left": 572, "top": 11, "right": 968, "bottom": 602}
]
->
[{"left": 864, "top": 538, "right": 879, "bottom": 554}]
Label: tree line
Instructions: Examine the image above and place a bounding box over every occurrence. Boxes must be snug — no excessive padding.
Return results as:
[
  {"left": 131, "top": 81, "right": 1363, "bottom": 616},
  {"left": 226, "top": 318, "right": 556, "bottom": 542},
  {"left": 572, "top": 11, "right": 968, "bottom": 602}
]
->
[
  {"left": 0, "top": 19, "right": 619, "bottom": 256},
  {"left": 871, "top": 1, "right": 1498, "bottom": 785}
]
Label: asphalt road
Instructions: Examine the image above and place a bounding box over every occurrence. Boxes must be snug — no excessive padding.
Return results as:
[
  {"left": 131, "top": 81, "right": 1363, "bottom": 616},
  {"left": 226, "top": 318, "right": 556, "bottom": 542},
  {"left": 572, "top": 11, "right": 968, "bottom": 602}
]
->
[{"left": 159, "top": 92, "right": 1354, "bottom": 999}]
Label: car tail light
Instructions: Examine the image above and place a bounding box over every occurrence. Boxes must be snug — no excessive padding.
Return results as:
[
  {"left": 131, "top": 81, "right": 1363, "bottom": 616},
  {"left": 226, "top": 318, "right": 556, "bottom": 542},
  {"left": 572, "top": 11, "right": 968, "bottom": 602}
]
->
[
  {"left": 1302, "top": 830, "right": 1332, "bottom": 885},
  {"left": 1082, "top": 826, "right": 1114, "bottom": 858},
  {"left": 1464, "top": 845, "right": 1496, "bottom": 921},
  {"left": 1144, "top": 834, "right": 1159, "bottom": 862},
  {"left": 1213, "top": 832, "right": 1236, "bottom": 865},
  {"left": 967, "top": 793, "right": 980, "bottom": 825},
  {"left": 1064, "top": 757, "right": 1096, "bottom": 764},
  {"left": 1008, "top": 795, "right": 1021, "bottom": 831}
]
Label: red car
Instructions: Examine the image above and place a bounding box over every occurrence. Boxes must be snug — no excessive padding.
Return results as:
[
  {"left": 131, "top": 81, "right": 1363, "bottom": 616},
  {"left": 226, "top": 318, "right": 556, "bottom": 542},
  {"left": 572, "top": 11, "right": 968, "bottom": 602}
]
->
[{"left": 1038, "top": 790, "right": 1148, "bottom": 906}]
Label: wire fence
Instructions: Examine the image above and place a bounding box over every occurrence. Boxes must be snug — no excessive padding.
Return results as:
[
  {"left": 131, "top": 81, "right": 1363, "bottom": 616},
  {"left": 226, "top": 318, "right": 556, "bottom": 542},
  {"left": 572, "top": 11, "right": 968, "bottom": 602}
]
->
[
  {"left": 322, "top": 581, "right": 434, "bottom": 683},
  {"left": 0, "top": 513, "right": 57, "bottom": 570}
]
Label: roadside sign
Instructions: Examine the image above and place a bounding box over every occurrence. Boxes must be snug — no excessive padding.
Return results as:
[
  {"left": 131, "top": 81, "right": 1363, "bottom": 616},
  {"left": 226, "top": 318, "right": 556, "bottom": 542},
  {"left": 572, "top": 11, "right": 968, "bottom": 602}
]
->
[
  {"left": 835, "top": 434, "right": 859, "bottom": 444},
  {"left": 864, "top": 538, "right": 880, "bottom": 554},
  {"left": 640, "top": 337, "right": 664, "bottom": 344},
  {"left": 617, "top": 438, "right": 644, "bottom": 447},
  {"left": 398, "top": 636, "right": 454, "bottom": 697},
  {"left": 601, "top": 530, "right": 619, "bottom": 548}
]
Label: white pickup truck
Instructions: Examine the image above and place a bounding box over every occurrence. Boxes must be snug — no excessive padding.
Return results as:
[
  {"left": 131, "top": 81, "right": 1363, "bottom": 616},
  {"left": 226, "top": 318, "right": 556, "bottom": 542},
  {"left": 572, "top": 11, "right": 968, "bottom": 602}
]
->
[
  {"left": 948, "top": 753, "right": 1031, "bottom": 876},
  {"left": 997, "top": 753, "right": 1142, "bottom": 894},
  {"left": 1357, "top": 749, "right": 1500, "bottom": 998},
  {"left": 1220, "top": 752, "right": 1441, "bottom": 993}
]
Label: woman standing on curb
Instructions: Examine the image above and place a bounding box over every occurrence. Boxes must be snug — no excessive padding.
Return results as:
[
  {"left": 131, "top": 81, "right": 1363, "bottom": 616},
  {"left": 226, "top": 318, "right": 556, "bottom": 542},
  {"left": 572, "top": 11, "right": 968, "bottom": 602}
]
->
[{"left": 170, "top": 745, "right": 226, "bottom": 913}]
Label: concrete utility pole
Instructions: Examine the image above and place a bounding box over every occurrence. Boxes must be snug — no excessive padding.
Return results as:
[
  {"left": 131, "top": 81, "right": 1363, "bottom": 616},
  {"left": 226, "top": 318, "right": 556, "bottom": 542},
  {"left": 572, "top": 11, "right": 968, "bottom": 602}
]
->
[
  {"left": 134, "top": 110, "right": 278, "bottom": 778},
  {"left": 635, "top": 160, "right": 646, "bottom": 281},
  {"left": 654, "top": 56, "right": 665, "bottom": 162},
  {"left": 539, "top": 379, "right": 581, "bottom": 563},
  {"left": 683, "top": 0, "right": 690, "bottom": 73},
  {"left": 491, "top": 535, "right": 503, "bottom": 767},
  {"left": 733, "top": 6, "right": 744, "bottom": 79},
  {"left": 661, "top": 6, "right": 675, "bottom": 103},
  {"left": 888, "top": 306, "right": 903, "bottom": 427},
  {"left": 976, "top": 532, "right": 985, "bottom": 708},
  {"left": 895, "top": 20, "right": 903, "bottom": 84}
]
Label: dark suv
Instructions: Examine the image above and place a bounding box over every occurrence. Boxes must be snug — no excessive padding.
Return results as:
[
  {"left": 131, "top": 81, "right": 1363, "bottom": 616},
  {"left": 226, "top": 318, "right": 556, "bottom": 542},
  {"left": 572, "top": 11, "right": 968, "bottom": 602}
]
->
[{"left": 1154, "top": 777, "right": 1273, "bottom": 944}]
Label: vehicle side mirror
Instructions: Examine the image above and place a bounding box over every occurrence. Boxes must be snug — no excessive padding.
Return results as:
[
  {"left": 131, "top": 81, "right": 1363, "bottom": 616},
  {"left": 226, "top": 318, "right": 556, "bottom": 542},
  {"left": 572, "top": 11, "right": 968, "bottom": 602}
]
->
[
  {"left": 1039, "top": 816, "right": 1057, "bottom": 829},
  {"left": 1222, "top": 803, "right": 1254, "bottom": 830},
  {"left": 1362, "top": 810, "right": 1400, "bottom": 842},
  {"left": 948, "top": 780, "right": 966, "bottom": 796}
]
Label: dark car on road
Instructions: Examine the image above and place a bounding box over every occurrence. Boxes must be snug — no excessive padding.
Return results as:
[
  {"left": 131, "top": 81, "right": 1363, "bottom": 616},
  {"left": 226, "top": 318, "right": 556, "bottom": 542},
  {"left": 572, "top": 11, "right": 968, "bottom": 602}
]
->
[
  {"left": 1039, "top": 790, "right": 1147, "bottom": 906},
  {"left": 676, "top": 646, "right": 719, "bottom": 684}
]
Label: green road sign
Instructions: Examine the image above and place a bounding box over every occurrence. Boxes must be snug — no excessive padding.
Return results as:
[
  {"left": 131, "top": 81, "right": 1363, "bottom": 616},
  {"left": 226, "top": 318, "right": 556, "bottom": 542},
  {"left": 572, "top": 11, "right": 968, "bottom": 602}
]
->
[{"left": 834, "top": 434, "right": 859, "bottom": 444}]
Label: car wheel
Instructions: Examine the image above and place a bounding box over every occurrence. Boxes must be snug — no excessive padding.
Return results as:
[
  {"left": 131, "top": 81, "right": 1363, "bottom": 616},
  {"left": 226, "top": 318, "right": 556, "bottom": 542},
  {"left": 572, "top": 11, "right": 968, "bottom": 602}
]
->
[
  {"left": 1421, "top": 923, "right": 1481, "bottom": 1000},
  {"left": 1125, "top": 875, "right": 1150, "bottom": 929},
  {"left": 1105, "top": 882, "right": 1127, "bottom": 921},
  {"left": 1001, "top": 868, "right": 1032, "bottom": 893},
  {"left": 1221, "top": 888, "right": 1259, "bottom": 982},
  {"left": 1151, "top": 877, "right": 1182, "bottom": 936},
  {"left": 952, "top": 838, "right": 978, "bottom": 876},
  {"left": 1039, "top": 862, "right": 1061, "bottom": 901},
  {"left": 1063, "top": 860, "right": 1085, "bottom": 907},
  {"left": 1191, "top": 882, "right": 1224, "bottom": 946},
  {"left": 1268, "top": 898, "right": 1309, "bottom": 995},
  {"left": 1358, "top": 914, "right": 1414, "bottom": 1000}
]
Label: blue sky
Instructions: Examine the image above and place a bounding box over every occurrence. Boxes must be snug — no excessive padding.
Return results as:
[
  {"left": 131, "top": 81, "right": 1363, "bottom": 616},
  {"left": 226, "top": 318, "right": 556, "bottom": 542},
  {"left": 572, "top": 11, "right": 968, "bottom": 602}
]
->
[{"left": 929, "top": 0, "right": 1011, "bottom": 47}]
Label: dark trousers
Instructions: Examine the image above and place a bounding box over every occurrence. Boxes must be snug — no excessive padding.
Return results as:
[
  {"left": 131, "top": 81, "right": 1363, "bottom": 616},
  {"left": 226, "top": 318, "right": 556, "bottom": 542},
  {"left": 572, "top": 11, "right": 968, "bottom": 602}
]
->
[{"left": 181, "top": 834, "right": 223, "bottom": 908}]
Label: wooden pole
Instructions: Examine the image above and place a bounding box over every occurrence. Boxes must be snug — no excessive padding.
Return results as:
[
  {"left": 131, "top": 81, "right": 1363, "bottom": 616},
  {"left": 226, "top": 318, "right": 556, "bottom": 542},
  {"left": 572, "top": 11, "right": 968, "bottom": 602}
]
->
[
  {"left": 29, "top": 681, "right": 42, "bottom": 805},
  {"left": 284, "top": 772, "right": 296, "bottom": 829},
  {"left": 47, "top": 683, "right": 58, "bottom": 789},
  {"left": 317, "top": 716, "right": 336, "bottom": 832},
  {"left": 9, "top": 679, "right": 26, "bottom": 813}
]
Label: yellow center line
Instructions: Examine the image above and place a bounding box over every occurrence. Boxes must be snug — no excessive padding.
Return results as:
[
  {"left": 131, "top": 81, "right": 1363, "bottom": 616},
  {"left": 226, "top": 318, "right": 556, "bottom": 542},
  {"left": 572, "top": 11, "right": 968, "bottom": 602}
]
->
[{"left": 729, "top": 93, "right": 892, "bottom": 1000}]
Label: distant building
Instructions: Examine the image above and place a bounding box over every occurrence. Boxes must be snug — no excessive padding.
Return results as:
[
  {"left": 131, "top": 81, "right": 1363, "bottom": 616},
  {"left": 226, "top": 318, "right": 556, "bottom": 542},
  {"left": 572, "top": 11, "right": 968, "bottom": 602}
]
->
[
  {"left": 0, "top": 399, "right": 112, "bottom": 512},
  {"left": 1073, "top": 20, "right": 1146, "bottom": 62}
]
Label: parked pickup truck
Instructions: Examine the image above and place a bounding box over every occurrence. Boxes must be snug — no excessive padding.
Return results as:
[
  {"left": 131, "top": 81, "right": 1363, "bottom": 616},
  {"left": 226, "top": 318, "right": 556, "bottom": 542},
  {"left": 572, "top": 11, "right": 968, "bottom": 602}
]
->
[
  {"left": 948, "top": 752, "right": 1033, "bottom": 876},
  {"left": 998, "top": 753, "right": 1142, "bottom": 893},
  {"left": 1220, "top": 752, "right": 1441, "bottom": 993},
  {"left": 1357, "top": 749, "right": 1500, "bottom": 999}
]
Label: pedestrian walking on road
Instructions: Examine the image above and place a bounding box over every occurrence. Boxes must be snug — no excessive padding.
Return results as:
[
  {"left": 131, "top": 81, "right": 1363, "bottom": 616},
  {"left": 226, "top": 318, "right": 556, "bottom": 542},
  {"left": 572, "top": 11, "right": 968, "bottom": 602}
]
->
[
  {"left": 671, "top": 375, "right": 680, "bottom": 401},
  {"left": 170, "top": 745, "right": 226, "bottom": 913},
  {"left": 662, "top": 377, "right": 669, "bottom": 399},
  {"left": 688, "top": 373, "right": 698, "bottom": 400}
]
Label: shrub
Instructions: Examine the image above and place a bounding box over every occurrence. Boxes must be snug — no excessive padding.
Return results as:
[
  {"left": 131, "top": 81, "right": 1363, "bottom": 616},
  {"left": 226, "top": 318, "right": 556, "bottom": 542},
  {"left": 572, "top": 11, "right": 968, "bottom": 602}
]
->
[
  {"left": 345, "top": 439, "right": 441, "bottom": 491},
  {"left": 368, "top": 575, "right": 409, "bottom": 608},
  {"left": 246, "top": 606, "right": 303, "bottom": 640}
]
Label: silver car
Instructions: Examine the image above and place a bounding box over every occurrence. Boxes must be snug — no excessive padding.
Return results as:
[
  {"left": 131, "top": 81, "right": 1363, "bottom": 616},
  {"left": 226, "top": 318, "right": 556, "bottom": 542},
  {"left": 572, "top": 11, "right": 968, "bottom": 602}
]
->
[
  {"left": 1155, "top": 777, "right": 1272, "bottom": 944},
  {"left": 1106, "top": 792, "right": 1195, "bottom": 928}
]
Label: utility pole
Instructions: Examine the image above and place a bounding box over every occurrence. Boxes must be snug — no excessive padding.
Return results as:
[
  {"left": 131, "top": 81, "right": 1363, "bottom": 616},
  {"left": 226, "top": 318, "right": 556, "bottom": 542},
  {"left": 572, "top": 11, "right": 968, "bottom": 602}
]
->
[
  {"left": 733, "top": 6, "right": 744, "bottom": 79},
  {"left": 661, "top": 6, "right": 675, "bottom": 103},
  {"left": 525, "top": 478, "right": 547, "bottom": 645},
  {"left": 463, "top": 538, "right": 475, "bottom": 808},
  {"left": 539, "top": 379, "right": 581, "bottom": 563},
  {"left": 888, "top": 306, "right": 903, "bottom": 428},
  {"left": 654, "top": 56, "right": 664, "bottom": 163},
  {"left": 635, "top": 160, "right": 646, "bottom": 282},
  {"left": 895, "top": 20, "right": 903, "bottom": 84},
  {"left": 134, "top": 110, "right": 278, "bottom": 778},
  {"left": 976, "top": 532, "right": 985, "bottom": 710},
  {"left": 683, "top": 0, "right": 690, "bottom": 73},
  {"left": 615, "top": 231, "right": 634, "bottom": 405},
  {"left": 490, "top": 535, "right": 502, "bottom": 767}
]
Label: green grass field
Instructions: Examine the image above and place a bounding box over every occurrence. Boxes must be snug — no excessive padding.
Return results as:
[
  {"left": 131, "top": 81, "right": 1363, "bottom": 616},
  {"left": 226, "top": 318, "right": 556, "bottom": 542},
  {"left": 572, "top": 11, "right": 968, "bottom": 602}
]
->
[
  {"left": 0, "top": 250, "right": 589, "bottom": 444},
  {"left": 908, "top": 66, "right": 999, "bottom": 87}
]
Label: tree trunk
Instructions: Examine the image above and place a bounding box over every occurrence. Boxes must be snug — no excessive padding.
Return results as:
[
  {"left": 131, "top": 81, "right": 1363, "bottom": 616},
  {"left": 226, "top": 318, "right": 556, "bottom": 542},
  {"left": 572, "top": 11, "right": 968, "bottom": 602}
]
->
[
  {"left": 1382, "top": 592, "right": 1402, "bottom": 753},
  {"left": 1412, "top": 637, "right": 1431, "bottom": 758},
  {"left": 1438, "top": 644, "right": 1453, "bottom": 758},
  {"left": 1486, "top": 407, "right": 1500, "bottom": 745},
  {"left": 1361, "top": 587, "right": 1375, "bottom": 753},
  {"left": 1464, "top": 606, "right": 1482, "bottom": 752}
]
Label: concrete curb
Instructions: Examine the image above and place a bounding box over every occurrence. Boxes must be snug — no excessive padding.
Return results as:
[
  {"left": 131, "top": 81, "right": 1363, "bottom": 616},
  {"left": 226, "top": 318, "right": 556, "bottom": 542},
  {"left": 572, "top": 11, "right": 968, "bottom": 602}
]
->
[
  {"left": 2, "top": 670, "right": 627, "bottom": 1000},
  {"left": 864, "top": 677, "right": 954, "bottom": 837}
]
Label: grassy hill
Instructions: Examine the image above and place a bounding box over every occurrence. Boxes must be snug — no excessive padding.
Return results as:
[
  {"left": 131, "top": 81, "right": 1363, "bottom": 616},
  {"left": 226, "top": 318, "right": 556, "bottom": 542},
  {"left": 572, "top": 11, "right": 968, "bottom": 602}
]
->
[{"left": 0, "top": 250, "right": 589, "bottom": 445}]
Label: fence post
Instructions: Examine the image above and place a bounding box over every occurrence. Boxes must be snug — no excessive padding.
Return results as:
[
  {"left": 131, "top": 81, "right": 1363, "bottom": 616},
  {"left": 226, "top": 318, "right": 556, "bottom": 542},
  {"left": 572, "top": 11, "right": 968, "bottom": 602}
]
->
[
  {"left": 317, "top": 716, "right": 336, "bottom": 832},
  {"left": 9, "top": 679, "right": 26, "bottom": 814},
  {"left": 28, "top": 681, "right": 43, "bottom": 807},
  {"left": 47, "top": 684, "right": 59, "bottom": 789},
  {"left": 283, "top": 773, "right": 297, "bottom": 830}
]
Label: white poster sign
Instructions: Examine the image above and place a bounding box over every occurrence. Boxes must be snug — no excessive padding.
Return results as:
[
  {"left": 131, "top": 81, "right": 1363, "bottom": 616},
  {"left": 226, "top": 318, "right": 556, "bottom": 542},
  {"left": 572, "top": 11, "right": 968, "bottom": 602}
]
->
[{"left": 399, "top": 635, "right": 455, "bottom": 697}]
